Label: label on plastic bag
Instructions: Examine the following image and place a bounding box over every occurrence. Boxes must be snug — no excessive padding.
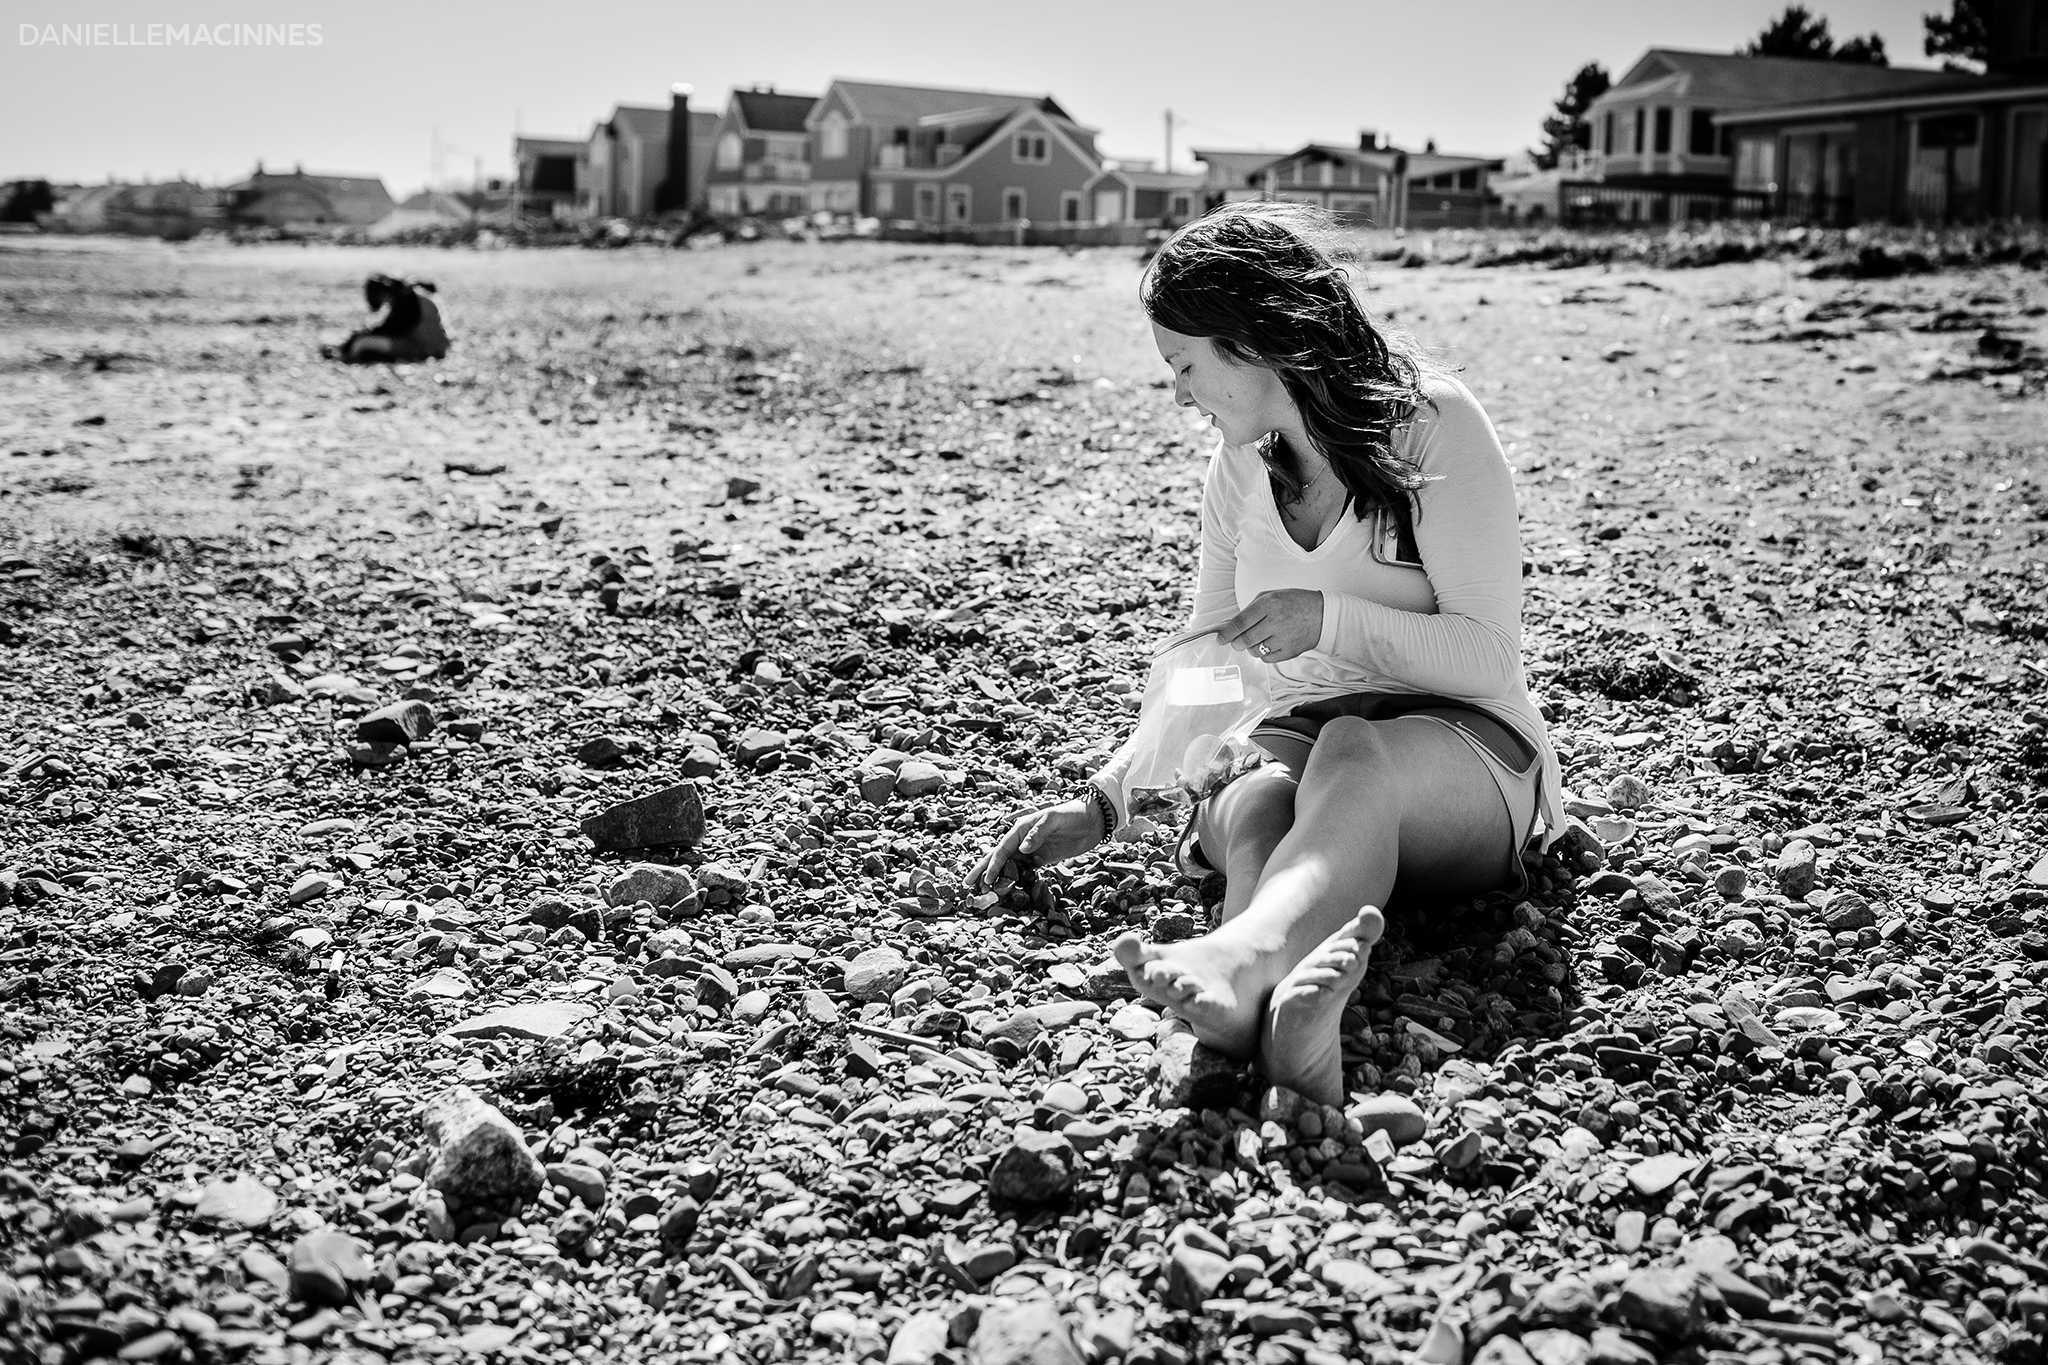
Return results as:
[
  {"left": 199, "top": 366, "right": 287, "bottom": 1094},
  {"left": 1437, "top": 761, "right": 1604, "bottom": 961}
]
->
[{"left": 1164, "top": 665, "right": 1244, "bottom": 708}]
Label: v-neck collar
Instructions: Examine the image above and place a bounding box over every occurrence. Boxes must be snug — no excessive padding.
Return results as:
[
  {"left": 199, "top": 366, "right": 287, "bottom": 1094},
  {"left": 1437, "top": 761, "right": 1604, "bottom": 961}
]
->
[{"left": 1261, "top": 473, "right": 1355, "bottom": 555}]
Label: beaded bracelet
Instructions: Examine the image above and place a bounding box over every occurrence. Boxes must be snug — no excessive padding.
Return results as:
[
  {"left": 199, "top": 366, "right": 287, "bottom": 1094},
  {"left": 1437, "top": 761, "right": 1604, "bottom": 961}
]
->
[{"left": 1078, "top": 784, "right": 1117, "bottom": 841}]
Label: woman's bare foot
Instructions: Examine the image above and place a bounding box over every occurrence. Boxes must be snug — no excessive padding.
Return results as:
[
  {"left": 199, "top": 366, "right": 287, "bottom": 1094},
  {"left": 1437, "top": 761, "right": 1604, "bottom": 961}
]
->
[
  {"left": 1112, "top": 929, "right": 1280, "bottom": 1059},
  {"left": 1259, "top": 905, "right": 1385, "bottom": 1106}
]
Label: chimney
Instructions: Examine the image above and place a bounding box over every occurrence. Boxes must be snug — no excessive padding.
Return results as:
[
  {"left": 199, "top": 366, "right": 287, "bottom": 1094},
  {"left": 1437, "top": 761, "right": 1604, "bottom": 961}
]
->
[
  {"left": 656, "top": 82, "right": 694, "bottom": 215},
  {"left": 1359, "top": 129, "right": 1378, "bottom": 151}
]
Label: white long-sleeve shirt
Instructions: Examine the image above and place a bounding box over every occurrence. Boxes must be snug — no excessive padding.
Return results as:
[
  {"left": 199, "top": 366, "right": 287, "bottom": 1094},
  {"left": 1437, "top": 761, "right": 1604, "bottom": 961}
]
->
[{"left": 1092, "top": 373, "right": 1563, "bottom": 850}]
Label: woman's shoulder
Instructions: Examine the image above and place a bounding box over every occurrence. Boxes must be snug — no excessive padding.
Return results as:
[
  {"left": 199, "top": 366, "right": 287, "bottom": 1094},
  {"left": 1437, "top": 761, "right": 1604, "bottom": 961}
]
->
[
  {"left": 1402, "top": 372, "right": 1503, "bottom": 461},
  {"left": 1413, "top": 372, "right": 1491, "bottom": 427}
]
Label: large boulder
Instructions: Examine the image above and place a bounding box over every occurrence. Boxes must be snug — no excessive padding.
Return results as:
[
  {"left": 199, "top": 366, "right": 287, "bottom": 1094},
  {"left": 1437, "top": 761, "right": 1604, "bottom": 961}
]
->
[
  {"left": 421, "top": 1085, "right": 545, "bottom": 1211},
  {"left": 580, "top": 782, "right": 705, "bottom": 851}
]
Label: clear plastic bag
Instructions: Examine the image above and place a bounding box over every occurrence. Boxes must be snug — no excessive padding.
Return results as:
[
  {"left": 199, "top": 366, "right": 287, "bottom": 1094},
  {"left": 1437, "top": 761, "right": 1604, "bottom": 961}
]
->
[{"left": 1113, "top": 630, "right": 1277, "bottom": 821}]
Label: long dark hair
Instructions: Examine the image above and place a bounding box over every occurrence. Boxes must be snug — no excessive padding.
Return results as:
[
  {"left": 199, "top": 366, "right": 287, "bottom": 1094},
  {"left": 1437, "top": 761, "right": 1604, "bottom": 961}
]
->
[{"left": 1140, "top": 201, "right": 1433, "bottom": 523}]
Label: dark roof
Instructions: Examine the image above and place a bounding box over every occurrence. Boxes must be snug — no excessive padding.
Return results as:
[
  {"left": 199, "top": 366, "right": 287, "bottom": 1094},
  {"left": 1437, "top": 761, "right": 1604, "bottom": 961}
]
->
[
  {"left": 1716, "top": 70, "right": 2048, "bottom": 123},
  {"left": 233, "top": 170, "right": 393, "bottom": 224},
  {"left": 733, "top": 89, "right": 818, "bottom": 133},
  {"left": 1596, "top": 49, "right": 1959, "bottom": 110},
  {"left": 826, "top": 79, "right": 1068, "bottom": 127}
]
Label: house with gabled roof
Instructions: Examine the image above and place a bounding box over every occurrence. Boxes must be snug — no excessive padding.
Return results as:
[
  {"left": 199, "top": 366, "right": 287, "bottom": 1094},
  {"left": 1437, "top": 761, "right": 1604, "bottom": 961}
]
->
[
  {"left": 1080, "top": 164, "right": 1206, "bottom": 226},
  {"left": 805, "top": 79, "right": 1102, "bottom": 224},
  {"left": 1580, "top": 49, "right": 1965, "bottom": 223},
  {"left": 1251, "top": 137, "right": 1498, "bottom": 227},
  {"left": 704, "top": 87, "right": 819, "bottom": 217},
  {"left": 1711, "top": 0, "right": 2048, "bottom": 223},
  {"left": 229, "top": 165, "right": 393, "bottom": 228},
  {"left": 584, "top": 103, "right": 694, "bottom": 219}
]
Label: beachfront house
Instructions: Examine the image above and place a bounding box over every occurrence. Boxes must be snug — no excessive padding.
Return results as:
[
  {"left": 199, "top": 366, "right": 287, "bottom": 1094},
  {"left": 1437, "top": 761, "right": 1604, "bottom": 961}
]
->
[
  {"left": 584, "top": 104, "right": 675, "bottom": 219},
  {"left": 1251, "top": 136, "right": 1498, "bottom": 227},
  {"left": 806, "top": 79, "right": 1101, "bottom": 225},
  {"left": 513, "top": 135, "right": 583, "bottom": 218},
  {"left": 1578, "top": 49, "right": 1962, "bottom": 223},
  {"left": 703, "top": 88, "right": 819, "bottom": 218},
  {"left": 1712, "top": 0, "right": 2048, "bottom": 223},
  {"left": 1191, "top": 148, "right": 1281, "bottom": 212},
  {"left": 1080, "top": 163, "right": 1206, "bottom": 225},
  {"left": 229, "top": 165, "right": 393, "bottom": 228}
]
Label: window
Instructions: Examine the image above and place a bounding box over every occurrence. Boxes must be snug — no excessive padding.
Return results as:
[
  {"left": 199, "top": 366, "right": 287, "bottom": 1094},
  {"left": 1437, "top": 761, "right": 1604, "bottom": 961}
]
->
[
  {"left": 819, "top": 111, "right": 848, "bottom": 160},
  {"left": 1654, "top": 107, "right": 1672, "bottom": 154},
  {"left": 1061, "top": 190, "right": 1081, "bottom": 222},
  {"left": 1689, "top": 109, "right": 1718, "bottom": 156},
  {"left": 915, "top": 185, "right": 938, "bottom": 221},
  {"left": 1634, "top": 107, "right": 1646, "bottom": 154},
  {"left": 1456, "top": 168, "right": 1479, "bottom": 190},
  {"left": 1602, "top": 111, "right": 1614, "bottom": 154},
  {"left": 1014, "top": 133, "right": 1049, "bottom": 163},
  {"left": 1003, "top": 188, "right": 1026, "bottom": 220},
  {"left": 715, "top": 134, "right": 742, "bottom": 171},
  {"left": 874, "top": 181, "right": 895, "bottom": 214},
  {"left": 1734, "top": 134, "right": 1778, "bottom": 191},
  {"left": 1169, "top": 193, "right": 1191, "bottom": 217},
  {"left": 1919, "top": 112, "right": 1979, "bottom": 148},
  {"left": 1431, "top": 172, "right": 1454, "bottom": 189},
  {"left": 946, "top": 184, "right": 971, "bottom": 221}
]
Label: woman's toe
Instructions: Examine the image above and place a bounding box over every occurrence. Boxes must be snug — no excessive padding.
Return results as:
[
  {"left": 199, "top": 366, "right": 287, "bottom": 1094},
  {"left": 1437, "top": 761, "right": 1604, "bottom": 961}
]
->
[{"left": 1113, "top": 932, "right": 1156, "bottom": 971}]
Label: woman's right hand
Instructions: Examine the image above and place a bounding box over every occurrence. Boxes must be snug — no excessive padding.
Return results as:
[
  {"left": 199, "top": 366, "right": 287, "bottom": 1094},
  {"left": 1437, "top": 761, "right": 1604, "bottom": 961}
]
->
[{"left": 967, "top": 798, "right": 1105, "bottom": 892}]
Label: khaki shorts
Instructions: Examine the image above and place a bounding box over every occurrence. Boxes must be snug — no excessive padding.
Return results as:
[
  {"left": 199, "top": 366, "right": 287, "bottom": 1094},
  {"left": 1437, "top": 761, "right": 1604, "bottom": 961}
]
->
[{"left": 1187, "top": 691, "right": 1541, "bottom": 894}]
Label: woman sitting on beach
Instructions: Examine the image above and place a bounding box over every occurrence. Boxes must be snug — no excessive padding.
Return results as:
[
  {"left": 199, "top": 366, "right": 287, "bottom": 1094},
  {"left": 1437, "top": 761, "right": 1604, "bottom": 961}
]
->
[
  {"left": 335, "top": 274, "right": 449, "bottom": 364},
  {"left": 970, "top": 202, "right": 1561, "bottom": 1106}
]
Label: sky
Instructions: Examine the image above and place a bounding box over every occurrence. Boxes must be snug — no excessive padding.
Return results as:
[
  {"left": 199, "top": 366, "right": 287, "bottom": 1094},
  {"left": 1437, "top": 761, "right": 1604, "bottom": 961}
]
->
[{"left": 3, "top": 0, "right": 1958, "bottom": 194}]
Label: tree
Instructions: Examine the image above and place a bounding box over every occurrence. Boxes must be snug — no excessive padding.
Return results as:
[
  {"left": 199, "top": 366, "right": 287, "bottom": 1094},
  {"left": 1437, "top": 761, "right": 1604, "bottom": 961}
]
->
[
  {"left": 1537, "top": 62, "right": 1611, "bottom": 170},
  {"left": 1, "top": 181, "right": 53, "bottom": 223},
  {"left": 1833, "top": 32, "right": 1890, "bottom": 63},
  {"left": 1924, "top": 0, "right": 1991, "bottom": 69},
  {"left": 1744, "top": 4, "right": 1890, "bottom": 63}
]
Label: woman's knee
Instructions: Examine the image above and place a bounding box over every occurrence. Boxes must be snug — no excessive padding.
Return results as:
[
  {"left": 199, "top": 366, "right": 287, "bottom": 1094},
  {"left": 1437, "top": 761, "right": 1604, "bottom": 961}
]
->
[
  {"left": 1302, "top": 716, "right": 1396, "bottom": 779},
  {"left": 1201, "top": 765, "right": 1295, "bottom": 848}
]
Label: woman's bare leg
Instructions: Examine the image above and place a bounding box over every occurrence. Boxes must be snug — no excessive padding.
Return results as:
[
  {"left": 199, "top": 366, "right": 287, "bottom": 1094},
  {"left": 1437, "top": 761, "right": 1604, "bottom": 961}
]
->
[
  {"left": 1197, "top": 764, "right": 1296, "bottom": 924},
  {"left": 1114, "top": 716, "right": 1509, "bottom": 1061}
]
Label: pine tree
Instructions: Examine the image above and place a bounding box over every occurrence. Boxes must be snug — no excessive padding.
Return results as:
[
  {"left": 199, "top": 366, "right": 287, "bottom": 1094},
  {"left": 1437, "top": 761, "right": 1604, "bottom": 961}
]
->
[
  {"left": 1924, "top": 0, "right": 1992, "bottom": 69},
  {"left": 1744, "top": 5, "right": 1889, "bottom": 64},
  {"left": 1537, "top": 63, "right": 1611, "bottom": 171}
]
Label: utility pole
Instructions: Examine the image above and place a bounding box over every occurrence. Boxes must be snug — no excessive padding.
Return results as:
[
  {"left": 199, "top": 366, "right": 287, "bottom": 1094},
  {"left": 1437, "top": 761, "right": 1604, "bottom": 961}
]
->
[
  {"left": 432, "top": 125, "right": 441, "bottom": 193},
  {"left": 1164, "top": 108, "right": 1173, "bottom": 173}
]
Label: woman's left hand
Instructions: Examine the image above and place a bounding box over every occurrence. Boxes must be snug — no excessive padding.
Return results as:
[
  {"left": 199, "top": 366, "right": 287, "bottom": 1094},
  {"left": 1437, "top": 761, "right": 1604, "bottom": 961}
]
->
[{"left": 1214, "top": 589, "right": 1324, "bottom": 663}]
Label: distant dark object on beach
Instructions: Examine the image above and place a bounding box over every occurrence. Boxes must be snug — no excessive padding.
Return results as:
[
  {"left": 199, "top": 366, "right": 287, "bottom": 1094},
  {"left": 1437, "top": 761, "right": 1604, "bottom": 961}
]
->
[{"left": 328, "top": 274, "right": 449, "bottom": 364}]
